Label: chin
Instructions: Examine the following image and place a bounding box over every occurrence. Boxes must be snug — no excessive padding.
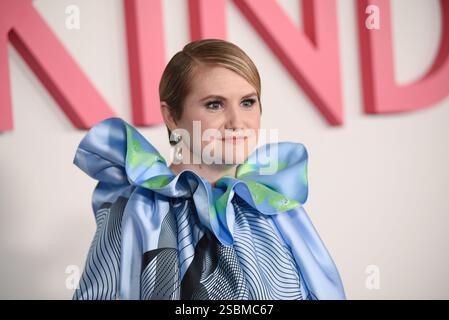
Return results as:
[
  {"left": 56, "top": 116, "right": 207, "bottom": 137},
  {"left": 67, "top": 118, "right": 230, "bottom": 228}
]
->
[
  {"left": 221, "top": 151, "right": 248, "bottom": 165},
  {"left": 219, "top": 141, "right": 246, "bottom": 163}
]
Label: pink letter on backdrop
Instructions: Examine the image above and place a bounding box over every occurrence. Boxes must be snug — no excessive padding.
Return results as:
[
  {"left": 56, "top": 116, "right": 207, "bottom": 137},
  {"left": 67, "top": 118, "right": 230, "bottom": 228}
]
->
[
  {"left": 0, "top": 0, "right": 115, "bottom": 132},
  {"left": 233, "top": 0, "right": 344, "bottom": 125},
  {"left": 357, "top": 0, "right": 449, "bottom": 114},
  {"left": 124, "top": 0, "right": 164, "bottom": 126},
  {"left": 189, "top": 0, "right": 227, "bottom": 40}
]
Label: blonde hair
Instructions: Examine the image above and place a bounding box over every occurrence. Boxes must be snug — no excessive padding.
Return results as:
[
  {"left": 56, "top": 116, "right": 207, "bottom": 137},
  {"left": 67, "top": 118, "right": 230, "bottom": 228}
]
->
[{"left": 159, "top": 38, "right": 262, "bottom": 144}]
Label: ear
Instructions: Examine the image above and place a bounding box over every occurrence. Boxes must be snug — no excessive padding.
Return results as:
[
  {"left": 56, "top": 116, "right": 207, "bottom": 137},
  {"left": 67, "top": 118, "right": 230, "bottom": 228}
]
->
[{"left": 160, "top": 101, "right": 178, "bottom": 131}]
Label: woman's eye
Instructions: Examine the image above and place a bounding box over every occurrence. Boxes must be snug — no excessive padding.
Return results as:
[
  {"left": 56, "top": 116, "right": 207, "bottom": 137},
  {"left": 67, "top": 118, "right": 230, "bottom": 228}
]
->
[
  {"left": 241, "top": 98, "right": 256, "bottom": 108},
  {"left": 205, "top": 100, "right": 223, "bottom": 110},
  {"left": 204, "top": 98, "right": 256, "bottom": 110}
]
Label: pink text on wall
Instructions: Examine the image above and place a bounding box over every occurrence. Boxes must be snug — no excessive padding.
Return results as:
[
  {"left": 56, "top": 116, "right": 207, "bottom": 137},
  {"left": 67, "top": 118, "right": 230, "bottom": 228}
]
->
[{"left": 0, "top": 0, "right": 448, "bottom": 132}]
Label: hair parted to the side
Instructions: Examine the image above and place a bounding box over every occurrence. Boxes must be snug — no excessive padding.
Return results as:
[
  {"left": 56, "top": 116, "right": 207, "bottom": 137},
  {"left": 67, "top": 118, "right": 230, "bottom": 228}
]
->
[{"left": 159, "top": 38, "right": 262, "bottom": 145}]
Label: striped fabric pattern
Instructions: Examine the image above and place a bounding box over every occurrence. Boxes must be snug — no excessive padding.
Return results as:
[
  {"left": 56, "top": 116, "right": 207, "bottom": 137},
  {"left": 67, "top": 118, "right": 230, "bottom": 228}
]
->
[
  {"left": 73, "top": 196, "right": 127, "bottom": 300},
  {"left": 73, "top": 193, "right": 305, "bottom": 300},
  {"left": 232, "top": 195, "right": 303, "bottom": 299}
]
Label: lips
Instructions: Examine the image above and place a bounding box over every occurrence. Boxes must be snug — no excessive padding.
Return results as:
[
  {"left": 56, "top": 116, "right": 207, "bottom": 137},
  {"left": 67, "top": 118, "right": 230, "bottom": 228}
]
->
[{"left": 221, "top": 136, "right": 248, "bottom": 143}]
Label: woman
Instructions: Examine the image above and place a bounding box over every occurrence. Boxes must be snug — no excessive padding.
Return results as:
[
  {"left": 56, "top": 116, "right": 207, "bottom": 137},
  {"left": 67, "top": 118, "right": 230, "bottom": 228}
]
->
[{"left": 72, "top": 39, "right": 346, "bottom": 300}]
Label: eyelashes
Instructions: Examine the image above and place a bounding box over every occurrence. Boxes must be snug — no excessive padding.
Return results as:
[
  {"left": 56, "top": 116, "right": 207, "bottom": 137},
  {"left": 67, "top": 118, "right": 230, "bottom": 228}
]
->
[
  {"left": 204, "top": 98, "right": 257, "bottom": 110},
  {"left": 242, "top": 98, "right": 257, "bottom": 108}
]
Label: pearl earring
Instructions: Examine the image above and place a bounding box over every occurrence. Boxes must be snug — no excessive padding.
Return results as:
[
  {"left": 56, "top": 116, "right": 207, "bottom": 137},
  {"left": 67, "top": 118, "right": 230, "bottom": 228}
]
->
[
  {"left": 174, "top": 144, "right": 183, "bottom": 163},
  {"left": 170, "top": 131, "right": 183, "bottom": 163}
]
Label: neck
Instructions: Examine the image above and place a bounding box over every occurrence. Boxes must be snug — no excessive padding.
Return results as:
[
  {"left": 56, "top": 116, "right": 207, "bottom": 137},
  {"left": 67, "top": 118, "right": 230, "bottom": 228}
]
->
[{"left": 169, "top": 153, "right": 238, "bottom": 187}]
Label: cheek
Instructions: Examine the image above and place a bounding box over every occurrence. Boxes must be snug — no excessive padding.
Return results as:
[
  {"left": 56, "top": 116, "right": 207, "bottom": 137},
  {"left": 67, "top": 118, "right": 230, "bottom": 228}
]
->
[
  {"left": 246, "top": 114, "right": 261, "bottom": 151},
  {"left": 247, "top": 113, "right": 261, "bottom": 134},
  {"left": 198, "top": 114, "right": 225, "bottom": 142},
  {"left": 179, "top": 114, "right": 223, "bottom": 150},
  {"left": 199, "top": 118, "right": 221, "bottom": 132},
  {"left": 187, "top": 108, "right": 223, "bottom": 130},
  {"left": 249, "top": 117, "right": 260, "bottom": 131}
]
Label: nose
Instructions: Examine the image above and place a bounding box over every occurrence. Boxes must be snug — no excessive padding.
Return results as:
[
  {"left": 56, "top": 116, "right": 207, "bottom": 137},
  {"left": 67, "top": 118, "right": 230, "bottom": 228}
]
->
[{"left": 224, "top": 103, "right": 245, "bottom": 132}]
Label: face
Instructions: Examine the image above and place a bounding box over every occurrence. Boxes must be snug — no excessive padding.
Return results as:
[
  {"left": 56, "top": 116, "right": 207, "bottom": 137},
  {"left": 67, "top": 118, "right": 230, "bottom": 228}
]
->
[{"left": 163, "top": 64, "right": 261, "bottom": 165}]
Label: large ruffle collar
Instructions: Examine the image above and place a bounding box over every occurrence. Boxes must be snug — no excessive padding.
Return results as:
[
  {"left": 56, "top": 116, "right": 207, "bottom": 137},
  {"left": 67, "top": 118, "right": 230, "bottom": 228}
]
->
[{"left": 73, "top": 117, "right": 309, "bottom": 246}]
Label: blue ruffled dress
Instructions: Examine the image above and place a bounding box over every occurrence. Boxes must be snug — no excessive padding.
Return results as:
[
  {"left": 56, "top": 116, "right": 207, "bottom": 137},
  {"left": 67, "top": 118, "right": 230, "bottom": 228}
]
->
[{"left": 72, "top": 117, "right": 345, "bottom": 300}]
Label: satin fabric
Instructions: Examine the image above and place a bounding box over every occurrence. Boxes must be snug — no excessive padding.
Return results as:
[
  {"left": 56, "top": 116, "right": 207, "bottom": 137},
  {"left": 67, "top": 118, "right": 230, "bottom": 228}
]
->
[{"left": 73, "top": 117, "right": 345, "bottom": 300}]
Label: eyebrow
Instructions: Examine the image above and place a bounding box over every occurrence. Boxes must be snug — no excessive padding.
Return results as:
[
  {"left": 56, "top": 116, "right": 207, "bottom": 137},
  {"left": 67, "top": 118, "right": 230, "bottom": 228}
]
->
[{"left": 200, "top": 92, "right": 257, "bottom": 102}]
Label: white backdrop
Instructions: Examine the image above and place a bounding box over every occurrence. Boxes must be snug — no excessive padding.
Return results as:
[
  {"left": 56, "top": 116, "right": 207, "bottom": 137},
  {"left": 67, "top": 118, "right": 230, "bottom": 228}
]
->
[{"left": 1, "top": 0, "right": 448, "bottom": 299}]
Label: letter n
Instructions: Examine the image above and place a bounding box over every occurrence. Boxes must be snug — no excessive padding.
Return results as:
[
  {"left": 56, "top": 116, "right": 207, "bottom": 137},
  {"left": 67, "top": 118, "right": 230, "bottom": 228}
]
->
[{"left": 0, "top": 0, "right": 115, "bottom": 132}]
